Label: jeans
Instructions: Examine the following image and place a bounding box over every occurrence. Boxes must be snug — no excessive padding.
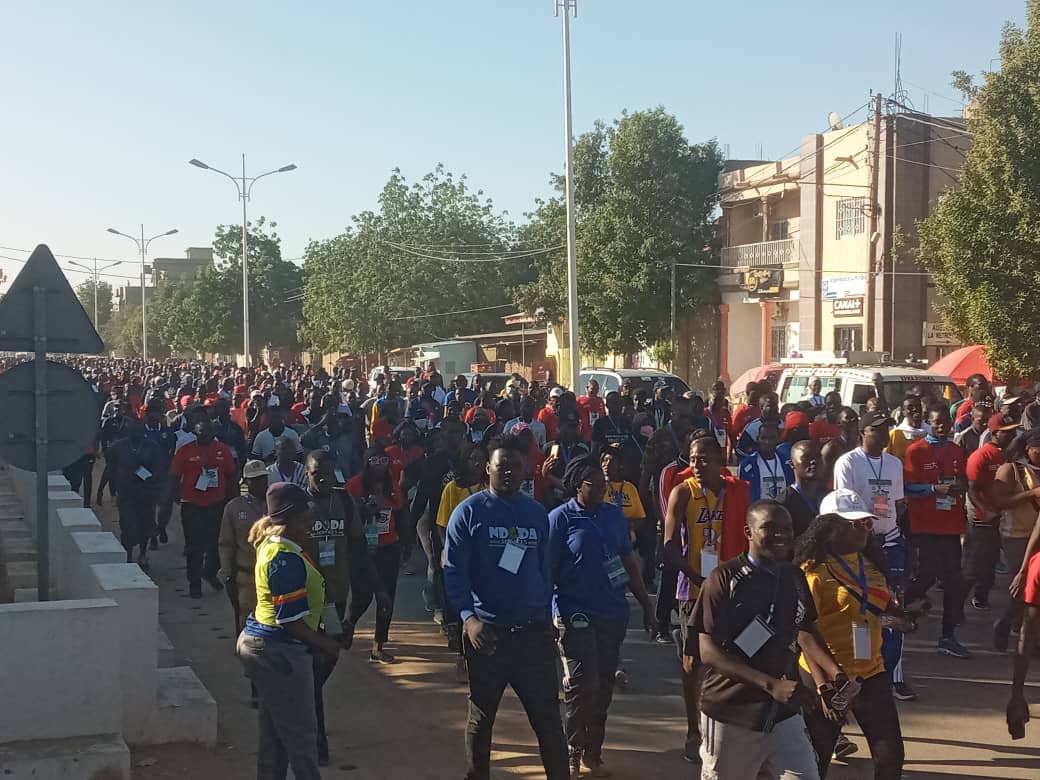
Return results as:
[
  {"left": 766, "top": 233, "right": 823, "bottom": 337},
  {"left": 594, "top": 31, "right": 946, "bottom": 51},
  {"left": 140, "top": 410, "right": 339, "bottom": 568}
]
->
[
  {"left": 906, "top": 534, "right": 964, "bottom": 637},
  {"left": 963, "top": 523, "right": 1001, "bottom": 603},
  {"left": 236, "top": 634, "right": 321, "bottom": 780},
  {"left": 463, "top": 624, "right": 569, "bottom": 780},
  {"left": 558, "top": 617, "right": 627, "bottom": 761},
  {"left": 802, "top": 671, "right": 904, "bottom": 780},
  {"left": 349, "top": 542, "right": 400, "bottom": 644},
  {"left": 181, "top": 502, "right": 223, "bottom": 585}
]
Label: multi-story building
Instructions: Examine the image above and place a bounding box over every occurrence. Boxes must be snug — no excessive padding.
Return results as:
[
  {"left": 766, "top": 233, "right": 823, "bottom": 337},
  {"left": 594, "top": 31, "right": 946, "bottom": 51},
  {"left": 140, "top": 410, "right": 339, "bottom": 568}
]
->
[
  {"left": 151, "top": 247, "right": 213, "bottom": 283},
  {"left": 717, "top": 107, "right": 969, "bottom": 383}
]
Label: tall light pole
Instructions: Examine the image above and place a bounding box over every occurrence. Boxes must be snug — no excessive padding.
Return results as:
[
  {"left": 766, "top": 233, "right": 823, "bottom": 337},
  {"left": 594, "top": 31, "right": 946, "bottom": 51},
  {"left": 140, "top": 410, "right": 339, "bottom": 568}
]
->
[
  {"left": 106, "top": 226, "right": 178, "bottom": 360},
  {"left": 555, "top": 0, "right": 581, "bottom": 391},
  {"left": 189, "top": 155, "right": 297, "bottom": 365},
  {"left": 67, "top": 258, "right": 122, "bottom": 326}
]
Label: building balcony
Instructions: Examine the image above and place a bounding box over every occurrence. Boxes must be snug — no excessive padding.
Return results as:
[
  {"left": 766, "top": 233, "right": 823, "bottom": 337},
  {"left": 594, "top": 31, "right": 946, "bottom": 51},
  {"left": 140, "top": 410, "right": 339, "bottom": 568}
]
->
[{"left": 721, "top": 238, "right": 798, "bottom": 269}]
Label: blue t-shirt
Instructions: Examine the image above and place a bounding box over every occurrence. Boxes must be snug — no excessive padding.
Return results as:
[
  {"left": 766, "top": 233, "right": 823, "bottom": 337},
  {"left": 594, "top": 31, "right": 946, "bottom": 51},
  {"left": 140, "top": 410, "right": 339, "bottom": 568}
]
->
[
  {"left": 548, "top": 499, "right": 633, "bottom": 621},
  {"left": 444, "top": 489, "right": 552, "bottom": 626},
  {"left": 445, "top": 388, "right": 478, "bottom": 407}
]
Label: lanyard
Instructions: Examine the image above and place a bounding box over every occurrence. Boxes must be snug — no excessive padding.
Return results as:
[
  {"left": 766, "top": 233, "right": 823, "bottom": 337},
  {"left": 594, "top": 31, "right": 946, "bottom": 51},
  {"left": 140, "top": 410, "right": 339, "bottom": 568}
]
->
[
  {"left": 746, "top": 554, "right": 782, "bottom": 626},
  {"left": 832, "top": 553, "right": 868, "bottom": 615},
  {"left": 866, "top": 454, "right": 885, "bottom": 483},
  {"left": 760, "top": 454, "right": 781, "bottom": 481},
  {"left": 791, "top": 484, "right": 821, "bottom": 516}
]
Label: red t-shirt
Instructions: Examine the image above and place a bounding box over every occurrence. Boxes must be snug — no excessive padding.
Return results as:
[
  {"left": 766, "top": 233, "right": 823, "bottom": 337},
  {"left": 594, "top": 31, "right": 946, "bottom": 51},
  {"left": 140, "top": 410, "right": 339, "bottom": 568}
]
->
[
  {"left": 732, "top": 403, "right": 761, "bottom": 439},
  {"left": 1023, "top": 551, "right": 1040, "bottom": 607},
  {"left": 966, "top": 442, "right": 1005, "bottom": 521},
  {"left": 345, "top": 475, "right": 403, "bottom": 545},
  {"left": 709, "top": 405, "right": 732, "bottom": 436},
  {"left": 169, "top": 440, "right": 237, "bottom": 507},
  {"left": 904, "top": 439, "right": 967, "bottom": 536},
  {"left": 576, "top": 395, "right": 607, "bottom": 442},
  {"left": 536, "top": 406, "right": 559, "bottom": 443},
  {"left": 809, "top": 419, "right": 842, "bottom": 447}
]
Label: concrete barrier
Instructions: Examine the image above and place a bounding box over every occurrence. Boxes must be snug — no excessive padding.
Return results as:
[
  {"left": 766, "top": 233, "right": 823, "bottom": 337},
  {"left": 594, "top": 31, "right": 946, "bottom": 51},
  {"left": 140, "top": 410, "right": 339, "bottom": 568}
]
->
[{"left": 68, "top": 533, "right": 127, "bottom": 596}]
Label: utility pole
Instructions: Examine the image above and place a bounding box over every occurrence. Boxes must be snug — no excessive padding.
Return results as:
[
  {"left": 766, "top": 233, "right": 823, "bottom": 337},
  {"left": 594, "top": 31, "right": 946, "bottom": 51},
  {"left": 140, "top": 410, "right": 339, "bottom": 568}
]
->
[
  {"left": 865, "top": 92, "right": 883, "bottom": 352},
  {"left": 68, "top": 258, "right": 122, "bottom": 328},
  {"left": 556, "top": 0, "right": 581, "bottom": 391},
  {"left": 669, "top": 258, "right": 676, "bottom": 372}
]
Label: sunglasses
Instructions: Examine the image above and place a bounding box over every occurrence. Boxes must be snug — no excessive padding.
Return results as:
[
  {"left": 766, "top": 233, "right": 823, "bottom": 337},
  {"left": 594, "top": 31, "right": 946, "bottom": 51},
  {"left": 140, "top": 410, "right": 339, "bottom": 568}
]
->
[{"left": 848, "top": 516, "right": 874, "bottom": 531}]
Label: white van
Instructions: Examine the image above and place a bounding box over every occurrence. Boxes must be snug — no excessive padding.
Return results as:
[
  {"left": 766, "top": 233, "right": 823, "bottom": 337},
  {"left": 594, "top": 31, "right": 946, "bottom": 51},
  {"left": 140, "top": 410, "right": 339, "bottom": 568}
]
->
[{"left": 777, "top": 354, "right": 959, "bottom": 414}]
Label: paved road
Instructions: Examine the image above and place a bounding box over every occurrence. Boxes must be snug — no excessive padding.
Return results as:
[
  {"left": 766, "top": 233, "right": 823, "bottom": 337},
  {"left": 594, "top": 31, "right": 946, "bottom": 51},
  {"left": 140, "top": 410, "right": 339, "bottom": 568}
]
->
[{"left": 86, "top": 480, "right": 1040, "bottom": 779}]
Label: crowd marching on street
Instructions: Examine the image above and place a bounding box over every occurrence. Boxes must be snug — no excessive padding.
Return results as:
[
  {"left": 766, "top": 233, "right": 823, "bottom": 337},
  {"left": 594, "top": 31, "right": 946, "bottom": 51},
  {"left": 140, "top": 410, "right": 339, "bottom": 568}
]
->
[{"left": 51, "top": 357, "right": 1040, "bottom": 780}]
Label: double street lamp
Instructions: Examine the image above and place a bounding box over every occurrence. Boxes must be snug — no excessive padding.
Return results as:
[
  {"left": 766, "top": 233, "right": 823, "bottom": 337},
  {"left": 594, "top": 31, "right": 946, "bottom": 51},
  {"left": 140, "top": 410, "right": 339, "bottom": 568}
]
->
[
  {"left": 106, "top": 226, "right": 179, "bottom": 361},
  {"left": 67, "top": 258, "right": 123, "bottom": 326},
  {"left": 189, "top": 155, "right": 297, "bottom": 365}
]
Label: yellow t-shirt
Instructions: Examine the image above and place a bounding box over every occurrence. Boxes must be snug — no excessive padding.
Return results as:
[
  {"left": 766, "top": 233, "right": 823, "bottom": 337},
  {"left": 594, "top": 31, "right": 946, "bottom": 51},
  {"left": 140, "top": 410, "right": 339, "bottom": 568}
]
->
[
  {"left": 885, "top": 426, "right": 922, "bottom": 461},
  {"left": 607, "top": 480, "right": 645, "bottom": 520},
  {"left": 437, "top": 482, "right": 482, "bottom": 528},
  {"left": 800, "top": 553, "right": 889, "bottom": 681},
  {"left": 252, "top": 536, "right": 325, "bottom": 632},
  {"left": 682, "top": 477, "right": 723, "bottom": 600}
]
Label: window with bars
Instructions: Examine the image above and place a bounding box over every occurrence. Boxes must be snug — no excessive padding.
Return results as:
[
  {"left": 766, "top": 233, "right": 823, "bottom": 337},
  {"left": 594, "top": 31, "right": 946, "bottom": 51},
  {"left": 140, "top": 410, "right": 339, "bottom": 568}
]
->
[
  {"left": 834, "top": 326, "right": 863, "bottom": 353},
  {"left": 835, "top": 197, "right": 866, "bottom": 239},
  {"left": 769, "top": 220, "right": 790, "bottom": 241},
  {"left": 770, "top": 326, "right": 788, "bottom": 362}
]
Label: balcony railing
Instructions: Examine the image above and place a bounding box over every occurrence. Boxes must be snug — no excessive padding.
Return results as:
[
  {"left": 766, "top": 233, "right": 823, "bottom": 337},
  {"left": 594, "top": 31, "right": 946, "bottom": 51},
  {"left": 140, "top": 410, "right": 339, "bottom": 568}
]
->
[{"left": 721, "top": 238, "right": 798, "bottom": 269}]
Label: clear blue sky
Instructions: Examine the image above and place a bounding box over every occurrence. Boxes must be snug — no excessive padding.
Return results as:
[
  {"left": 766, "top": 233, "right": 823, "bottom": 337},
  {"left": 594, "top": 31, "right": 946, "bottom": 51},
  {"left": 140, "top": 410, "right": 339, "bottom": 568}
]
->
[{"left": 0, "top": 0, "right": 1023, "bottom": 289}]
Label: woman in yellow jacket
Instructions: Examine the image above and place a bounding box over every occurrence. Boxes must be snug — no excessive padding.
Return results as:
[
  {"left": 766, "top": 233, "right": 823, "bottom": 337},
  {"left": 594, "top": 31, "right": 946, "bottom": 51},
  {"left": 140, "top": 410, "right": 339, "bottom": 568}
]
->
[{"left": 237, "top": 482, "right": 342, "bottom": 780}]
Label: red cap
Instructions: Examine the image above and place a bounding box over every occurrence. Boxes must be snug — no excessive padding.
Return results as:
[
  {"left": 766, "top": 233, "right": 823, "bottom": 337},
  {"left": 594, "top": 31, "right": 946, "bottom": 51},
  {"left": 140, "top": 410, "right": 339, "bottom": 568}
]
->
[
  {"left": 988, "top": 412, "right": 1018, "bottom": 433},
  {"left": 783, "top": 411, "right": 811, "bottom": 440}
]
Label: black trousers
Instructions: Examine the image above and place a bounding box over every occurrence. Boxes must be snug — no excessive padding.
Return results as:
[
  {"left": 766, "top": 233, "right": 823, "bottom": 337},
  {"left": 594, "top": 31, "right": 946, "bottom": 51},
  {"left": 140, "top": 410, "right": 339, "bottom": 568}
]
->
[
  {"left": 348, "top": 543, "right": 400, "bottom": 644},
  {"left": 802, "top": 671, "right": 904, "bottom": 780},
  {"left": 63, "top": 454, "right": 95, "bottom": 507},
  {"left": 656, "top": 563, "right": 679, "bottom": 630},
  {"left": 558, "top": 618, "right": 627, "bottom": 761},
  {"left": 906, "top": 534, "right": 964, "bottom": 637},
  {"left": 180, "top": 502, "right": 223, "bottom": 585},
  {"left": 463, "top": 624, "right": 569, "bottom": 780},
  {"left": 962, "top": 523, "right": 1001, "bottom": 603},
  {"left": 117, "top": 495, "right": 157, "bottom": 551},
  {"left": 633, "top": 518, "right": 657, "bottom": 589}
]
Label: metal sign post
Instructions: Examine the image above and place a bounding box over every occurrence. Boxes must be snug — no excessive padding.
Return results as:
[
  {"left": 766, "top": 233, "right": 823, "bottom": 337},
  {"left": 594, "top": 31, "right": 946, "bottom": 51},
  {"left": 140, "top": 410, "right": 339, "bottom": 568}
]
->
[{"left": 33, "top": 287, "right": 49, "bottom": 599}]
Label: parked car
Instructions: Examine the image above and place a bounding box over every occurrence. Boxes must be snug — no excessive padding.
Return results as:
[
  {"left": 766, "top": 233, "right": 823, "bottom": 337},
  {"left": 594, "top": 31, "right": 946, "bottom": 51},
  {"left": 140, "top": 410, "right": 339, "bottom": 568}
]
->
[
  {"left": 462, "top": 372, "right": 521, "bottom": 396},
  {"left": 777, "top": 357, "right": 959, "bottom": 414},
  {"left": 578, "top": 367, "right": 691, "bottom": 398},
  {"left": 368, "top": 366, "right": 415, "bottom": 387}
]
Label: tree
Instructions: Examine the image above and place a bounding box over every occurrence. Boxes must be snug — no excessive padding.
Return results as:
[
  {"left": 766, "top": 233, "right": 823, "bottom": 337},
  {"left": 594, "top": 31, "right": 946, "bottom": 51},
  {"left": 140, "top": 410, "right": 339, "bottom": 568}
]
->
[
  {"left": 919, "top": 5, "right": 1040, "bottom": 378},
  {"left": 512, "top": 107, "right": 724, "bottom": 356},
  {"left": 75, "top": 278, "right": 113, "bottom": 329},
  {"left": 300, "top": 166, "right": 523, "bottom": 355},
  {"left": 155, "top": 217, "right": 302, "bottom": 357}
]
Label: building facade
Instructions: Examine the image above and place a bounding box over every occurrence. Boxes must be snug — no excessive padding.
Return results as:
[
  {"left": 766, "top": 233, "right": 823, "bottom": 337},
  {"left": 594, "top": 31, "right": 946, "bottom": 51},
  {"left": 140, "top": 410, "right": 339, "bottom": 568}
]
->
[
  {"left": 718, "top": 109, "right": 969, "bottom": 382},
  {"left": 151, "top": 247, "right": 213, "bottom": 283}
]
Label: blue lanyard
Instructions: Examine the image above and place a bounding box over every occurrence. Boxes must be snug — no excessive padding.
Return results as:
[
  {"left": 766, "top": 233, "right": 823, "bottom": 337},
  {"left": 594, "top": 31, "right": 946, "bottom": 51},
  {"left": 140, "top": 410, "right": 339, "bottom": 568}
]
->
[
  {"left": 832, "top": 553, "right": 868, "bottom": 615},
  {"left": 792, "top": 484, "right": 821, "bottom": 516}
]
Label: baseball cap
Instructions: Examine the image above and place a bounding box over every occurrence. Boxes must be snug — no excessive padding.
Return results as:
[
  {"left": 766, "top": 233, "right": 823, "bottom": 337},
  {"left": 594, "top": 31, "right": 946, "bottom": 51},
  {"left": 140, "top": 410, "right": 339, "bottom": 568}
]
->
[
  {"left": 820, "top": 488, "right": 876, "bottom": 520},
  {"left": 859, "top": 411, "right": 896, "bottom": 432},
  {"left": 549, "top": 386, "right": 564, "bottom": 398},
  {"left": 343, "top": 379, "right": 356, "bottom": 392},
  {"left": 783, "top": 411, "right": 811, "bottom": 431},
  {"left": 242, "top": 459, "right": 268, "bottom": 479},
  {"left": 266, "top": 482, "right": 311, "bottom": 520},
  {"left": 988, "top": 412, "right": 1019, "bottom": 433}
]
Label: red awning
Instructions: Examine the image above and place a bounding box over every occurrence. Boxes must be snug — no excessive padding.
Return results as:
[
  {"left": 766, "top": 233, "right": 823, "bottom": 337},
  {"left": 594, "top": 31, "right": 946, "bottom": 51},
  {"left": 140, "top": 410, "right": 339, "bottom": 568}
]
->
[{"left": 929, "top": 345, "right": 993, "bottom": 385}]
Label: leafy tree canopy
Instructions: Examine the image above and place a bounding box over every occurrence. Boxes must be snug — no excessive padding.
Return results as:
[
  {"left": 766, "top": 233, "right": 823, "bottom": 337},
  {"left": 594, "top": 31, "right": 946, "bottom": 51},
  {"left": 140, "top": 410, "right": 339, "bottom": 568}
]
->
[{"left": 75, "top": 278, "right": 114, "bottom": 329}]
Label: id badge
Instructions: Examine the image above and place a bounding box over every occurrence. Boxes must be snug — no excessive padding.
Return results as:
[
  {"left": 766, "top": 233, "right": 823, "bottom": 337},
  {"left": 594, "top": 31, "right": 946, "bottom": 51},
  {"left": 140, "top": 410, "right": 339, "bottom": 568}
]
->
[
  {"left": 520, "top": 479, "right": 535, "bottom": 498},
  {"left": 194, "top": 470, "right": 211, "bottom": 491},
  {"left": 936, "top": 479, "right": 956, "bottom": 511},
  {"left": 205, "top": 468, "right": 219, "bottom": 489},
  {"left": 321, "top": 603, "right": 343, "bottom": 636},
  {"left": 872, "top": 494, "right": 889, "bottom": 517},
  {"left": 588, "top": 411, "right": 600, "bottom": 426},
  {"left": 318, "top": 539, "right": 336, "bottom": 568},
  {"left": 364, "top": 523, "right": 379, "bottom": 547},
  {"left": 376, "top": 508, "right": 392, "bottom": 535},
  {"left": 334, "top": 468, "right": 345, "bottom": 484},
  {"left": 700, "top": 546, "right": 719, "bottom": 579},
  {"left": 498, "top": 541, "right": 526, "bottom": 574},
  {"left": 604, "top": 555, "right": 629, "bottom": 588},
  {"left": 766, "top": 477, "right": 784, "bottom": 499},
  {"left": 852, "top": 622, "right": 872, "bottom": 660},
  {"left": 135, "top": 465, "right": 153, "bottom": 481},
  {"left": 734, "top": 615, "right": 774, "bottom": 658}
]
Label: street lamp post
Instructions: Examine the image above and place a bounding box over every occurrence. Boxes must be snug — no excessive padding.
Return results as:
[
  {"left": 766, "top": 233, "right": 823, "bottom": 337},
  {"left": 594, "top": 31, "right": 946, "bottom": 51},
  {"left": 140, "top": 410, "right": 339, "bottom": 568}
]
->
[
  {"left": 67, "top": 258, "right": 122, "bottom": 326},
  {"left": 106, "top": 226, "right": 178, "bottom": 360},
  {"left": 555, "top": 0, "right": 581, "bottom": 391},
  {"left": 189, "top": 155, "right": 297, "bottom": 366}
]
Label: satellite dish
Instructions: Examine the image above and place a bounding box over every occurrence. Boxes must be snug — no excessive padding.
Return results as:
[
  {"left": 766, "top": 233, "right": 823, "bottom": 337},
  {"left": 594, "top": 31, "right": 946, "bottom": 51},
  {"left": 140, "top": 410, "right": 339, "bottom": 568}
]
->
[{"left": 828, "top": 111, "right": 844, "bottom": 131}]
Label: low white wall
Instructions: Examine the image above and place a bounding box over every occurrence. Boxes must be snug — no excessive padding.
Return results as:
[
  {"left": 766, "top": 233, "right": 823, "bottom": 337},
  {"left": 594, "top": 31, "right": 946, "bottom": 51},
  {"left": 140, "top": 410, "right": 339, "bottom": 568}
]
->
[{"left": 0, "top": 598, "right": 122, "bottom": 742}]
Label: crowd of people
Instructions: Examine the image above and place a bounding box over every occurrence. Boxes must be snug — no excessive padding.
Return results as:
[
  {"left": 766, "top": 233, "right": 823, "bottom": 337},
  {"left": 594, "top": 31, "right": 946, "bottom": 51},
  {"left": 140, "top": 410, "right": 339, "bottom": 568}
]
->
[{"left": 56, "top": 356, "right": 1040, "bottom": 779}]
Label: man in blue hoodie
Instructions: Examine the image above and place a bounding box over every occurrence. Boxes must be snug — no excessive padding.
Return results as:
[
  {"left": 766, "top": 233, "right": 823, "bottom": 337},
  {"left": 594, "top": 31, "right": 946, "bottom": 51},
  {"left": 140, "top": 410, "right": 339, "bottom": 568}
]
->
[
  {"left": 739, "top": 421, "right": 794, "bottom": 501},
  {"left": 445, "top": 434, "right": 569, "bottom": 780}
]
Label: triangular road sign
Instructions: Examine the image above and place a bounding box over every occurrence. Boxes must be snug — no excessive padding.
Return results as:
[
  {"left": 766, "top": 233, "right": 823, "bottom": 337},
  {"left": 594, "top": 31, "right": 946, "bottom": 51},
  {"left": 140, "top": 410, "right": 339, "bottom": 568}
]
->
[{"left": 0, "top": 244, "right": 104, "bottom": 353}]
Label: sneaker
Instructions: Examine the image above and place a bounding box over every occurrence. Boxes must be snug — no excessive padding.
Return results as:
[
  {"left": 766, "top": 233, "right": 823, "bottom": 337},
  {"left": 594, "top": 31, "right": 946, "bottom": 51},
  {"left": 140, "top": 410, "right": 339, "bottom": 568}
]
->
[
  {"left": 582, "top": 756, "right": 611, "bottom": 777},
  {"left": 892, "top": 681, "right": 917, "bottom": 701},
  {"left": 569, "top": 755, "right": 582, "bottom": 780},
  {"left": 971, "top": 597, "right": 991, "bottom": 611},
  {"left": 369, "top": 649, "right": 396, "bottom": 665},
  {"left": 421, "top": 585, "right": 436, "bottom": 613},
  {"left": 653, "top": 630, "right": 673, "bottom": 645},
  {"left": 832, "top": 734, "right": 858, "bottom": 760},
  {"left": 938, "top": 636, "right": 972, "bottom": 659},
  {"left": 614, "top": 668, "right": 629, "bottom": 688},
  {"left": 203, "top": 574, "right": 224, "bottom": 592},
  {"left": 993, "top": 620, "right": 1011, "bottom": 652},
  {"left": 433, "top": 609, "right": 445, "bottom": 626},
  {"left": 682, "top": 736, "right": 701, "bottom": 764}
]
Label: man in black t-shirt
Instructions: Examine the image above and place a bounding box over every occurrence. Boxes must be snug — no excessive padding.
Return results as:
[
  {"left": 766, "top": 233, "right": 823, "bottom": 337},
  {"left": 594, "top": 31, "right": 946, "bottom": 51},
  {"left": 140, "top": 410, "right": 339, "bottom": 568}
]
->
[
  {"left": 691, "top": 500, "right": 849, "bottom": 776},
  {"left": 778, "top": 441, "right": 827, "bottom": 540}
]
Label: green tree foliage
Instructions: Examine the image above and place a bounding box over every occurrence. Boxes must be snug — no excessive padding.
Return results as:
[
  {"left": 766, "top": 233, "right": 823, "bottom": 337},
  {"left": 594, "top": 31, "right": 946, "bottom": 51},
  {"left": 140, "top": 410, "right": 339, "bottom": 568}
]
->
[
  {"left": 153, "top": 217, "right": 302, "bottom": 357},
  {"left": 512, "top": 107, "right": 724, "bottom": 356},
  {"left": 75, "top": 278, "right": 113, "bottom": 328},
  {"left": 919, "top": 6, "right": 1040, "bottom": 378},
  {"left": 300, "top": 166, "right": 524, "bottom": 354}
]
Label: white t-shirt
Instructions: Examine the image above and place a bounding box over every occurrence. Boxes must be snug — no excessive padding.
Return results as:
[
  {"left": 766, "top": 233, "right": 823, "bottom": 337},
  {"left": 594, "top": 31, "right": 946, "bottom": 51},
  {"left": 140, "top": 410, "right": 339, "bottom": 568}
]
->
[
  {"left": 251, "top": 427, "right": 303, "bottom": 460},
  {"left": 757, "top": 454, "right": 787, "bottom": 499},
  {"left": 833, "top": 447, "right": 905, "bottom": 537}
]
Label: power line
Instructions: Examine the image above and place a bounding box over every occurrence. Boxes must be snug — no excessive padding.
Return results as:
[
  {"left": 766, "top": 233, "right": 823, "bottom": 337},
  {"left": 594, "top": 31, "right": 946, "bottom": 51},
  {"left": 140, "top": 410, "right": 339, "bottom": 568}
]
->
[
  {"left": 902, "top": 79, "right": 966, "bottom": 107},
  {"left": 0, "top": 253, "right": 143, "bottom": 281},
  {"left": 388, "top": 303, "right": 514, "bottom": 321},
  {"left": 382, "top": 241, "right": 564, "bottom": 263}
]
